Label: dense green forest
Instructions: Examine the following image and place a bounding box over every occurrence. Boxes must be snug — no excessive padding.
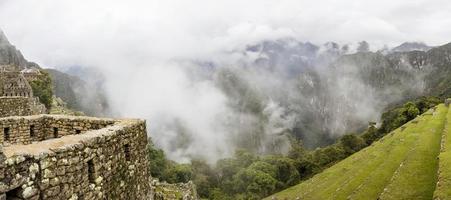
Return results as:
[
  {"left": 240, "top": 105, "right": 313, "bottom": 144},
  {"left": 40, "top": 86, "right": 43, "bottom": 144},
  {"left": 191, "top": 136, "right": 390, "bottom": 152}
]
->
[{"left": 148, "top": 96, "right": 441, "bottom": 199}]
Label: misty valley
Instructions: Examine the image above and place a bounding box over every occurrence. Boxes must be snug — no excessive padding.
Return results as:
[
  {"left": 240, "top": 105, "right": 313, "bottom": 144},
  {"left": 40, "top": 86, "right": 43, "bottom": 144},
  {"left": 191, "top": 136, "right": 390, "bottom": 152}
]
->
[{"left": 1, "top": 1, "right": 451, "bottom": 199}]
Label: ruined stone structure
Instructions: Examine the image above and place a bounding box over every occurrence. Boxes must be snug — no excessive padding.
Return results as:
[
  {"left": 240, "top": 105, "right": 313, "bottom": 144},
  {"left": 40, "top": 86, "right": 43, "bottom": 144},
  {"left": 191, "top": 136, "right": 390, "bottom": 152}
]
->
[
  {"left": 0, "top": 31, "right": 158, "bottom": 199},
  {"left": 151, "top": 179, "right": 198, "bottom": 200},
  {"left": 0, "top": 65, "right": 46, "bottom": 117},
  {"left": 0, "top": 115, "right": 152, "bottom": 199},
  {"left": 20, "top": 69, "right": 41, "bottom": 82},
  {"left": 0, "top": 97, "right": 45, "bottom": 118},
  {"left": 0, "top": 70, "right": 32, "bottom": 98}
]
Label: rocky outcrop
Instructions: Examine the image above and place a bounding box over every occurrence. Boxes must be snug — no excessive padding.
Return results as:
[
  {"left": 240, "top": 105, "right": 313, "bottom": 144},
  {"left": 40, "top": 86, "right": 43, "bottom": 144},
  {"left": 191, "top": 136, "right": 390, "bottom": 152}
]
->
[{"left": 0, "top": 30, "right": 37, "bottom": 70}]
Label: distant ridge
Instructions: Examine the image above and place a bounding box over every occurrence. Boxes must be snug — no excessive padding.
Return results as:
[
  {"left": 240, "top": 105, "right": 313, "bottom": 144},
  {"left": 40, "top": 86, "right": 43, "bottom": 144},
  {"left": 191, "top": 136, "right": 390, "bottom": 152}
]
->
[{"left": 392, "top": 42, "right": 432, "bottom": 52}]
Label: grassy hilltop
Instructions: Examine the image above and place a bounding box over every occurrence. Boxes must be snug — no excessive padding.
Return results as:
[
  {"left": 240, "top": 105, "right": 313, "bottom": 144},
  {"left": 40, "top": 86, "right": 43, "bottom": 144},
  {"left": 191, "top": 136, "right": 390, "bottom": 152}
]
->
[{"left": 267, "top": 103, "right": 451, "bottom": 200}]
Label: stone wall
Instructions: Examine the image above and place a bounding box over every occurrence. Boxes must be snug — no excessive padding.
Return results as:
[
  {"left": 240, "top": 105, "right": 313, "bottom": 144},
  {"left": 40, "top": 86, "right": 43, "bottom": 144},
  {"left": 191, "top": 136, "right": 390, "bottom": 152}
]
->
[
  {"left": 0, "top": 71, "right": 33, "bottom": 98},
  {"left": 0, "top": 115, "right": 152, "bottom": 200},
  {"left": 0, "top": 97, "right": 46, "bottom": 118},
  {"left": 151, "top": 179, "right": 198, "bottom": 200},
  {"left": 21, "top": 68, "right": 41, "bottom": 82},
  {"left": 0, "top": 115, "right": 116, "bottom": 145}
]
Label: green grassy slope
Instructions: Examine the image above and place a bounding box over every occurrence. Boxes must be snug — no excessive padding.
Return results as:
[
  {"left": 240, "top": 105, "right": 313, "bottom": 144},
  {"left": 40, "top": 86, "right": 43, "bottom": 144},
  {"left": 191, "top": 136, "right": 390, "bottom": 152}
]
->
[
  {"left": 266, "top": 104, "right": 450, "bottom": 200},
  {"left": 434, "top": 104, "right": 451, "bottom": 199},
  {"left": 378, "top": 105, "right": 446, "bottom": 200}
]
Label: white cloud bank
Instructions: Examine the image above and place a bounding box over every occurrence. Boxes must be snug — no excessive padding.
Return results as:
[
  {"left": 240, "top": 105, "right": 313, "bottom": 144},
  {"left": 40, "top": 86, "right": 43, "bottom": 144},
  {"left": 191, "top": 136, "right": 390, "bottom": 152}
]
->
[{"left": 0, "top": 0, "right": 450, "bottom": 162}]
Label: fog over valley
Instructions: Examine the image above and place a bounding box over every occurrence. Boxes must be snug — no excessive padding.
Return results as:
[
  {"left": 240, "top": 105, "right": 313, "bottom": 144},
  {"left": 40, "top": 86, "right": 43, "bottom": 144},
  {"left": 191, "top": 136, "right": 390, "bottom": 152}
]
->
[{"left": 1, "top": 0, "right": 450, "bottom": 163}]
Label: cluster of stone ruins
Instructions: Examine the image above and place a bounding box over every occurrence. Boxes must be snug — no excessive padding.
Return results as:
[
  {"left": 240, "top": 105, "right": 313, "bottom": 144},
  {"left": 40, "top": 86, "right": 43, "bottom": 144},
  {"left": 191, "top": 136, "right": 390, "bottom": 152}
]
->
[
  {"left": 0, "top": 65, "right": 153, "bottom": 199},
  {"left": 0, "top": 65, "right": 45, "bottom": 117}
]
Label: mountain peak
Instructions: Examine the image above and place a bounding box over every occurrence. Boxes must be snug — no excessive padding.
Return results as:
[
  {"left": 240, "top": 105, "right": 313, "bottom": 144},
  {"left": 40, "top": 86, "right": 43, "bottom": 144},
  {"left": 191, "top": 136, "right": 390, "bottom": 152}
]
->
[
  {"left": 0, "top": 29, "right": 11, "bottom": 45},
  {"left": 0, "top": 29, "right": 37, "bottom": 69},
  {"left": 392, "top": 42, "right": 431, "bottom": 52}
]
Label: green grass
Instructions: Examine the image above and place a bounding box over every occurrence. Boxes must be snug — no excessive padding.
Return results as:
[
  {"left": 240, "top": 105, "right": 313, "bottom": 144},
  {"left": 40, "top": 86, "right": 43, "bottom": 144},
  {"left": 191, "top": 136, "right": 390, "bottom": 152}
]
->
[
  {"left": 378, "top": 104, "right": 447, "bottom": 200},
  {"left": 434, "top": 105, "right": 451, "bottom": 199},
  {"left": 266, "top": 104, "right": 449, "bottom": 200}
]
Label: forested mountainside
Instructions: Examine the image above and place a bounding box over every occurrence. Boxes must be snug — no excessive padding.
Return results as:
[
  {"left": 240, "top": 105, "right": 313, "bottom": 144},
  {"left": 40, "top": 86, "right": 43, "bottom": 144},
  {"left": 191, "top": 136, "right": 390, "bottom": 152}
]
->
[
  {"left": 45, "top": 68, "right": 110, "bottom": 116},
  {"left": 213, "top": 39, "right": 451, "bottom": 149}
]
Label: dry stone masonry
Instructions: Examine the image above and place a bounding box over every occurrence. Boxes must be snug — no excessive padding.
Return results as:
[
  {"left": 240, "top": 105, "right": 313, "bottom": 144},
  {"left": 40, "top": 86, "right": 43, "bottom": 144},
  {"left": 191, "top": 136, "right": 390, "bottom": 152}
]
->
[
  {"left": 0, "top": 65, "right": 46, "bottom": 117},
  {"left": 0, "top": 115, "right": 152, "bottom": 199},
  {"left": 151, "top": 179, "right": 198, "bottom": 200},
  {"left": 0, "top": 97, "right": 45, "bottom": 118}
]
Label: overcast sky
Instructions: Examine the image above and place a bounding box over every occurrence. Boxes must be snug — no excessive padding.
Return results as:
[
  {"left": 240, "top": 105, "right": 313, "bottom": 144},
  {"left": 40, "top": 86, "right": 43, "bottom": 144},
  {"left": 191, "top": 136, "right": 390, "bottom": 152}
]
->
[
  {"left": 1, "top": 0, "right": 451, "bottom": 161},
  {"left": 1, "top": 0, "right": 451, "bottom": 68}
]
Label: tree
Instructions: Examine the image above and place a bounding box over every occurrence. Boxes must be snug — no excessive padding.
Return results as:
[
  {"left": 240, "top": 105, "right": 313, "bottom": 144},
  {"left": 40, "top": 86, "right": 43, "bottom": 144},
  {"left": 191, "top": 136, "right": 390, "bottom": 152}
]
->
[
  {"left": 147, "top": 141, "right": 168, "bottom": 179},
  {"left": 312, "top": 145, "right": 346, "bottom": 167},
  {"left": 361, "top": 124, "right": 379, "bottom": 145},
  {"left": 164, "top": 164, "right": 193, "bottom": 183},
  {"left": 248, "top": 161, "right": 278, "bottom": 178},
  {"left": 209, "top": 188, "right": 233, "bottom": 200},
  {"left": 191, "top": 159, "right": 219, "bottom": 197},
  {"left": 232, "top": 168, "right": 277, "bottom": 198},
  {"left": 379, "top": 97, "right": 439, "bottom": 134},
  {"left": 415, "top": 96, "right": 440, "bottom": 112},
  {"left": 293, "top": 157, "right": 320, "bottom": 178},
  {"left": 216, "top": 149, "right": 258, "bottom": 183},
  {"left": 216, "top": 158, "right": 242, "bottom": 181},
  {"left": 287, "top": 138, "right": 308, "bottom": 160},
  {"left": 262, "top": 156, "right": 301, "bottom": 188},
  {"left": 29, "top": 70, "right": 53, "bottom": 109},
  {"left": 340, "top": 134, "right": 366, "bottom": 155},
  {"left": 357, "top": 41, "right": 370, "bottom": 52},
  {"left": 403, "top": 101, "right": 420, "bottom": 120},
  {"left": 234, "top": 149, "right": 258, "bottom": 167}
]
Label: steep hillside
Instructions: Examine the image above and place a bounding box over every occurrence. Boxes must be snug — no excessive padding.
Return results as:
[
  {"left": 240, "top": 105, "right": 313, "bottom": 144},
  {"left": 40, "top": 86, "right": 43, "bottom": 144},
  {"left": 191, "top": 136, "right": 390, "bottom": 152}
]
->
[
  {"left": 45, "top": 69, "right": 80, "bottom": 109},
  {"left": 0, "top": 30, "right": 39, "bottom": 69},
  {"left": 266, "top": 103, "right": 451, "bottom": 200},
  {"left": 46, "top": 68, "right": 110, "bottom": 116},
  {"left": 424, "top": 43, "right": 451, "bottom": 97},
  {"left": 228, "top": 40, "right": 451, "bottom": 149}
]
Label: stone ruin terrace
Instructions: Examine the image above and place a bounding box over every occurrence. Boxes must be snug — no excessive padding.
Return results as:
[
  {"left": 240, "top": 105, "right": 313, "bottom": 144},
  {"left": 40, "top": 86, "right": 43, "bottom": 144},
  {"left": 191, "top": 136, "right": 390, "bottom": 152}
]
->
[
  {"left": 3, "top": 115, "right": 126, "bottom": 156},
  {"left": 1, "top": 115, "right": 114, "bottom": 145},
  {"left": 0, "top": 115, "right": 152, "bottom": 200}
]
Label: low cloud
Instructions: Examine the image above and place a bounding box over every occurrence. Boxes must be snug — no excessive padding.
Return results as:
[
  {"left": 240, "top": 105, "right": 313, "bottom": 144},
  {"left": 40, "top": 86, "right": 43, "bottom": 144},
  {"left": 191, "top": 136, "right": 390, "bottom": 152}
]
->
[{"left": 0, "top": 0, "right": 447, "bottom": 162}]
